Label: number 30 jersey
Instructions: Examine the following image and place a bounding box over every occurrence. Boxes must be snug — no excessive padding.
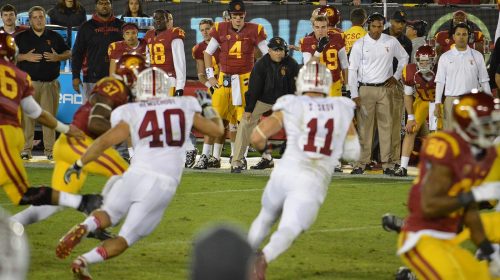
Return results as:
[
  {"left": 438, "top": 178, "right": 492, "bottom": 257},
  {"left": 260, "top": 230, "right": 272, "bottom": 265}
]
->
[
  {"left": 111, "top": 96, "right": 201, "bottom": 182},
  {"left": 274, "top": 95, "right": 355, "bottom": 180}
]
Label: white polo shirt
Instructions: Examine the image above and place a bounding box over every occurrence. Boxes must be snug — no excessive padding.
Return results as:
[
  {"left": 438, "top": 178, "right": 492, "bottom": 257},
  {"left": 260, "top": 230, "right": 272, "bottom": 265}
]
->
[
  {"left": 348, "top": 33, "right": 409, "bottom": 99},
  {"left": 434, "top": 46, "right": 490, "bottom": 103}
]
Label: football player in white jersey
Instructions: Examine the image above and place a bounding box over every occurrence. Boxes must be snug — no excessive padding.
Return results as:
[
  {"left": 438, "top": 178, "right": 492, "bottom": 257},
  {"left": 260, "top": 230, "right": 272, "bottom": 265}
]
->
[
  {"left": 247, "top": 61, "right": 361, "bottom": 280},
  {"left": 54, "top": 67, "right": 224, "bottom": 280}
]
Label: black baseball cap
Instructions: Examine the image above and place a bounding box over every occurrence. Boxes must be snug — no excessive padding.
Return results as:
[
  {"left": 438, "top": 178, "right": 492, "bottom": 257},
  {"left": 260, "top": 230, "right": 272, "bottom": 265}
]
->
[
  {"left": 391, "top": 10, "right": 407, "bottom": 22},
  {"left": 268, "top": 37, "right": 287, "bottom": 50},
  {"left": 228, "top": 0, "right": 245, "bottom": 14},
  {"left": 407, "top": 20, "right": 428, "bottom": 37}
]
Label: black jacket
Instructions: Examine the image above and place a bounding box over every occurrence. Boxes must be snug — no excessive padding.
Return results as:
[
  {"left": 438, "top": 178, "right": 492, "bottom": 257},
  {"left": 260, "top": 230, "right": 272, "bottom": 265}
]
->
[
  {"left": 245, "top": 54, "right": 300, "bottom": 113},
  {"left": 71, "top": 14, "right": 123, "bottom": 83},
  {"left": 48, "top": 6, "right": 86, "bottom": 28}
]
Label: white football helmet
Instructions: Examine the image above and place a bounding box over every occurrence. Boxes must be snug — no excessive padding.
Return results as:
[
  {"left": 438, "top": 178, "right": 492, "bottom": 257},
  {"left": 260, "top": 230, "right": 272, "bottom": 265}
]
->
[
  {"left": 135, "top": 67, "right": 173, "bottom": 101},
  {"left": 296, "top": 61, "right": 332, "bottom": 96},
  {"left": 0, "top": 208, "right": 29, "bottom": 280}
]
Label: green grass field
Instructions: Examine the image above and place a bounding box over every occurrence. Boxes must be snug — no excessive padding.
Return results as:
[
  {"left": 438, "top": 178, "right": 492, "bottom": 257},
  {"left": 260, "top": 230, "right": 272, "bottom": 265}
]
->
[{"left": 1, "top": 167, "right": 413, "bottom": 280}]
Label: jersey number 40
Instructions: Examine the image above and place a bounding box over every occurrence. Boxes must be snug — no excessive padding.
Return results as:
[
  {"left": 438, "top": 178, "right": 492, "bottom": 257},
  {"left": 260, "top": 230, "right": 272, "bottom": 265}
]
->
[{"left": 138, "top": 109, "right": 185, "bottom": 148}]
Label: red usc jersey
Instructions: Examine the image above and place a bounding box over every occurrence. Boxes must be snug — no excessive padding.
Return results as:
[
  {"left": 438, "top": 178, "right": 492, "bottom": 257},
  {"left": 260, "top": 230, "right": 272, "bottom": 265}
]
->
[
  {"left": 0, "top": 59, "right": 35, "bottom": 127},
  {"left": 71, "top": 77, "right": 130, "bottom": 138},
  {"left": 404, "top": 131, "right": 497, "bottom": 233},
  {"left": 402, "top": 63, "right": 436, "bottom": 102},
  {"left": 0, "top": 26, "right": 28, "bottom": 37},
  {"left": 192, "top": 40, "right": 220, "bottom": 76},
  {"left": 108, "top": 39, "right": 147, "bottom": 61},
  {"left": 300, "top": 33, "right": 345, "bottom": 82},
  {"left": 209, "top": 21, "right": 267, "bottom": 74},
  {"left": 434, "top": 30, "right": 484, "bottom": 53},
  {"left": 143, "top": 27, "right": 185, "bottom": 77}
]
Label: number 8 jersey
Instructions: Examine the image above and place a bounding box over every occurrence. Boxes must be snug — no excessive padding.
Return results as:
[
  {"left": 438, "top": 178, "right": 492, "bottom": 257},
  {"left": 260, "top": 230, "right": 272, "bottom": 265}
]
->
[
  {"left": 274, "top": 95, "right": 355, "bottom": 180},
  {"left": 110, "top": 96, "right": 201, "bottom": 182}
]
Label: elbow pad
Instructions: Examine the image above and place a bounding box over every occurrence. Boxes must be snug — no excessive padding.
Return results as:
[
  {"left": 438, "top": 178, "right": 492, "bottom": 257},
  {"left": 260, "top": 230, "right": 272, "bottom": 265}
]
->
[
  {"left": 342, "top": 134, "right": 361, "bottom": 162},
  {"left": 20, "top": 96, "right": 43, "bottom": 119}
]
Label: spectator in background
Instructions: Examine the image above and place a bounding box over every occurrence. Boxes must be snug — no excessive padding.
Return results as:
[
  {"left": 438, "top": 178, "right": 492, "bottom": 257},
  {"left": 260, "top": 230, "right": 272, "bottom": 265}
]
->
[
  {"left": 344, "top": 8, "right": 367, "bottom": 56},
  {"left": 383, "top": 10, "right": 412, "bottom": 174},
  {"left": 120, "top": 0, "right": 148, "bottom": 20},
  {"left": 231, "top": 37, "right": 300, "bottom": 172},
  {"left": 191, "top": 225, "right": 254, "bottom": 280},
  {"left": 348, "top": 12, "right": 408, "bottom": 175},
  {"left": 166, "top": 9, "right": 174, "bottom": 30},
  {"left": 47, "top": 0, "right": 86, "bottom": 28},
  {"left": 108, "top": 22, "right": 146, "bottom": 75},
  {"left": 434, "top": 10, "right": 484, "bottom": 56},
  {"left": 434, "top": 22, "right": 491, "bottom": 129},
  {"left": 0, "top": 4, "right": 28, "bottom": 36},
  {"left": 72, "top": 0, "right": 123, "bottom": 102},
  {"left": 406, "top": 20, "right": 428, "bottom": 63},
  {"left": 488, "top": 36, "right": 500, "bottom": 93},
  {"left": 16, "top": 6, "right": 71, "bottom": 160}
]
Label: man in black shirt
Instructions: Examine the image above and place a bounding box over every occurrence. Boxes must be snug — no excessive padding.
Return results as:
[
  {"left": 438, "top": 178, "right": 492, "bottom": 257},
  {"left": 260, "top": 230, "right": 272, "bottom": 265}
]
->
[
  {"left": 16, "top": 6, "right": 71, "bottom": 160},
  {"left": 231, "top": 37, "right": 300, "bottom": 173},
  {"left": 383, "top": 10, "right": 412, "bottom": 173}
]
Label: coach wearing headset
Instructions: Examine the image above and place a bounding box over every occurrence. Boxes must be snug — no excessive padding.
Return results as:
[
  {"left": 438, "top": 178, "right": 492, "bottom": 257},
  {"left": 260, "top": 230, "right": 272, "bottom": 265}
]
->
[
  {"left": 231, "top": 37, "right": 300, "bottom": 173},
  {"left": 434, "top": 22, "right": 491, "bottom": 130},
  {"left": 348, "top": 13, "right": 408, "bottom": 175}
]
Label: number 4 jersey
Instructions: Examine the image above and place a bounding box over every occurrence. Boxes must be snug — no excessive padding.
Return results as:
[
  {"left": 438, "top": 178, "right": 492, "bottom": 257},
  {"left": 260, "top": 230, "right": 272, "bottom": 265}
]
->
[
  {"left": 110, "top": 96, "right": 201, "bottom": 182},
  {"left": 274, "top": 95, "right": 355, "bottom": 180}
]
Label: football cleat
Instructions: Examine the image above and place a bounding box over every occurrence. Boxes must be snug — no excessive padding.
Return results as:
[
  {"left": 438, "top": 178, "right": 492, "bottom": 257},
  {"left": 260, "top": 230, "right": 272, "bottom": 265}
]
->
[
  {"left": 193, "top": 154, "right": 208, "bottom": 170},
  {"left": 334, "top": 164, "right": 343, "bottom": 173},
  {"left": 395, "top": 266, "right": 417, "bottom": 280},
  {"left": 185, "top": 149, "right": 198, "bottom": 168},
  {"left": 20, "top": 152, "right": 31, "bottom": 160},
  {"left": 56, "top": 224, "right": 88, "bottom": 259},
  {"left": 77, "top": 194, "right": 103, "bottom": 216},
  {"left": 87, "top": 229, "right": 115, "bottom": 241},
  {"left": 207, "top": 155, "right": 221, "bottom": 168},
  {"left": 231, "top": 165, "right": 243, "bottom": 174},
  {"left": 250, "top": 158, "right": 274, "bottom": 170},
  {"left": 241, "top": 157, "right": 247, "bottom": 170},
  {"left": 383, "top": 168, "right": 394, "bottom": 176},
  {"left": 382, "top": 213, "right": 404, "bottom": 233},
  {"left": 71, "top": 256, "right": 93, "bottom": 280},
  {"left": 393, "top": 167, "right": 408, "bottom": 177},
  {"left": 350, "top": 167, "right": 364, "bottom": 175}
]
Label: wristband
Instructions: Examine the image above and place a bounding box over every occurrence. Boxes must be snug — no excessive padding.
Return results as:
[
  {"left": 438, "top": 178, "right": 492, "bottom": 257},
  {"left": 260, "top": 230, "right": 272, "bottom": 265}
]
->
[
  {"left": 205, "top": 67, "right": 215, "bottom": 79},
  {"left": 457, "top": 192, "right": 475, "bottom": 207},
  {"left": 407, "top": 114, "right": 415, "bottom": 121},
  {"left": 204, "top": 81, "right": 212, "bottom": 88},
  {"left": 75, "top": 159, "right": 84, "bottom": 168},
  {"left": 314, "top": 51, "right": 321, "bottom": 57},
  {"left": 55, "top": 121, "right": 70, "bottom": 134}
]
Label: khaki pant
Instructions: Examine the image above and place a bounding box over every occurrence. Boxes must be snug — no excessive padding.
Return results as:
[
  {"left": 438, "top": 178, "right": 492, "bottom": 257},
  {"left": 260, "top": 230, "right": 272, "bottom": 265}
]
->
[
  {"left": 82, "top": 82, "right": 96, "bottom": 103},
  {"left": 23, "top": 80, "right": 60, "bottom": 156},
  {"left": 389, "top": 83, "right": 404, "bottom": 165},
  {"left": 443, "top": 96, "right": 460, "bottom": 130},
  {"left": 232, "top": 101, "right": 273, "bottom": 166},
  {"left": 355, "top": 86, "right": 393, "bottom": 170}
]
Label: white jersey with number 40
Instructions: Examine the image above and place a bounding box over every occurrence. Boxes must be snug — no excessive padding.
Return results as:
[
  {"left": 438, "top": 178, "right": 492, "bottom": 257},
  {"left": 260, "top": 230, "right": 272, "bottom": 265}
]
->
[
  {"left": 111, "top": 96, "right": 201, "bottom": 182},
  {"left": 274, "top": 95, "right": 355, "bottom": 180}
]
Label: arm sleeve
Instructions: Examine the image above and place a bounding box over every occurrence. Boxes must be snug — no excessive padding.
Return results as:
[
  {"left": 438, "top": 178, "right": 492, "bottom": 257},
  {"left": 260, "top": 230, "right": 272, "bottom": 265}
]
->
[
  {"left": 302, "top": 52, "right": 312, "bottom": 64},
  {"left": 404, "top": 85, "right": 414, "bottom": 96},
  {"left": 258, "top": 40, "right": 268, "bottom": 55},
  {"left": 72, "top": 24, "right": 87, "bottom": 80},
  {"left": 348, "top": 41, "right": 361, "bottom": 99},
  {"left": 205, "top": 38, "right": 220, "bottom": 56},
  {"left": 172, "top": 38, "right": 186, "bottom": 90},
  {"left": 393, "top": 40, "right": 409, "bottom": 80},
  {"left": 338, "top": 47, "right": 348, "bottom": 70},
  {"left": 245, "top": 60, "right": 266, "bottom": 112},
  {"left": 435, "top": 82, "right": 445, "bottom": 103},
  {"left": 20, "top": 96, "right": 43, "bottom": 119}
]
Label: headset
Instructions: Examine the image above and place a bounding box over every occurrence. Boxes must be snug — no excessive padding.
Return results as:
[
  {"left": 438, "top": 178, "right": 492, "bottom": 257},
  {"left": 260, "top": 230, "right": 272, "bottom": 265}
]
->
[{"left": 365, "top": 12, "right": 386, "bottom": 31}]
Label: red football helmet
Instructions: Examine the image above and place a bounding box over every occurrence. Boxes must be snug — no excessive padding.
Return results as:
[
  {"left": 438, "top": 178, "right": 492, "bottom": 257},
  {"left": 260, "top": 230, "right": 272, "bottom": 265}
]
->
[
  {"left": 415, "top": 45, "right": 436, "bottom": 74},
  {"left": 113, "top": 53, "right": 147, "bottom": 89},
  {"left": 453, "top": 91, "right": 500, "bottom": 148},
  {"left": 318, "top": 6, "right": 341, "bottom": 27},
  {"left": 0, "top": 31, "right": 17, "bottom": 62}
]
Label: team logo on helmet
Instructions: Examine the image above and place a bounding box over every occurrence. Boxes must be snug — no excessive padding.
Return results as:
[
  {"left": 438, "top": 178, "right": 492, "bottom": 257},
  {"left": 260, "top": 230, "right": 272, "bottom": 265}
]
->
[{"left": 234, "top": 4, "right": 241, "bottom": 10}]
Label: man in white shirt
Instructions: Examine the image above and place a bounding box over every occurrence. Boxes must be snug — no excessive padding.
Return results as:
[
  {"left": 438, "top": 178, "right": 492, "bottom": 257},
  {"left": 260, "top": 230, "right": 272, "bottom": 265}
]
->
[
  {"left": 348, "top": 12, "right": 409, "bottom": 175},
  {"left": 434, "top": 22, "right": 491, "bottom": 130}
]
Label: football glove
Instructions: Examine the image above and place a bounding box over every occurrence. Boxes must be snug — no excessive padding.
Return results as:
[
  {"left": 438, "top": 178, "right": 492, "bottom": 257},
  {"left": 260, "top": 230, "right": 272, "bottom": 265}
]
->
[
  {"left": 174, "top": 89, "right": 184, "bottom": 96},
  {"left": 317, "top": 36, "right": 329, "bottom": 53},
  {"left": 64, "top": 160, "right": 83, "bottom": 184},
  {"left": 477, "top": 241, "right": 500, "bottom": 277}
]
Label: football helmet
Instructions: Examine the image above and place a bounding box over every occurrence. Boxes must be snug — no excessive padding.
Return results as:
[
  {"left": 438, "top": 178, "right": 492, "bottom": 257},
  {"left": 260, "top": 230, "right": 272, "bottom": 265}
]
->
[
  {"left": 453, "top": 91, "right": 500, "bottom": 148},
  {"left": 296, "top": 61, "right": 332, "bottom": 96},
  {"left": 414, "top": 45, "right": 435, "bottom": 74},
  {"left": 113, "top": 53, "right": 147, "bottom": 89},
  {"left": 0, "top": 31, "right": 17, "bottom": 62},
  {"left": 135, "top": 67, "right": 173, "bottom": 101},
  {"left": 318, "top": 5, "right": 341, "bottom": 27}
]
